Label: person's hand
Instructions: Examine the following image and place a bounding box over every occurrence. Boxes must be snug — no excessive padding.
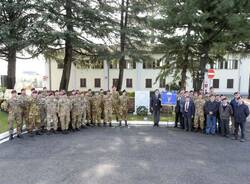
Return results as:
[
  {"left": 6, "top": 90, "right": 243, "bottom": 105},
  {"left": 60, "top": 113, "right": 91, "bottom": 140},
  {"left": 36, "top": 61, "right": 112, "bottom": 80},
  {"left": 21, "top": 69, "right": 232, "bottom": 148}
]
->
[{"left": 209, "top": 111, "right": 213, "bottom": 115}]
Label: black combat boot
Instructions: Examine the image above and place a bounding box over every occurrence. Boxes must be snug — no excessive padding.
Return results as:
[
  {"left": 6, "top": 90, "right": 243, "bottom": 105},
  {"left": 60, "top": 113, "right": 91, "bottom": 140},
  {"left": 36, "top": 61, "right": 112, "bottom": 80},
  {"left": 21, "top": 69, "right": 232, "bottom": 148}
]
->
[
  {"left": 9, "top": 134, "right": 14, "bottom": 140},
  {"left": 46, "top": 130, "right": 52, "bottom": 135},
  {"left": 125, "top": 120, "right": 128, "bottom": 127},
  {"left": 17, "top": 134, "right": 23, "bottom": 139},
  {"left": 103, "top": 122, "right": 107, "bottom": 127},
  {"left": 36, "top": 130, "right": 42, "bottom": 135},
  {"left": 119, "top": 121, "right": 122, "bottom": 127},
  {"left": 29, "top": 132, "right": 34, "bottom": 137},
  {"left": 109, "top": 122, "right": 112, "bottom": 127}
]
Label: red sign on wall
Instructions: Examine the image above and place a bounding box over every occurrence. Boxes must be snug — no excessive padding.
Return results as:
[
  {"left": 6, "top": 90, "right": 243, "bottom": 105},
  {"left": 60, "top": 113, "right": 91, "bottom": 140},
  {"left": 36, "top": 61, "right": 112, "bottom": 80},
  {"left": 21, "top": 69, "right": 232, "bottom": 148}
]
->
[{"left": 208, "top": 69, "right": 215, "bottom": 79}]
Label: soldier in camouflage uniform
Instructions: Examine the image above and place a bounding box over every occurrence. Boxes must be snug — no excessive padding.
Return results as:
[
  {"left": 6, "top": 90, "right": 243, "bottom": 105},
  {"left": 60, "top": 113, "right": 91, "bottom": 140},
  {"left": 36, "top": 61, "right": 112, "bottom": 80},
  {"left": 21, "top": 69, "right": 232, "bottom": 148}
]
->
[
  {"left": 111, "top": 86, "right": 121, "bottom": 124},
  {"left": 92, "top": 91, "right": 102, "bottom": 126},
  {"left": 80, "top": 92, "right": 87, "bottom": 128},
  {"left": 58, "top": 91, "right": 72, "bottom": 134},
  {"left": 119, "top": 90, "right": 129, "bottom": 127},
  {"left": 103, "top": 90, "right": 113, "bottom": 127},
  {"left": 6, "top": 90, "right": 22, "bottom": 140},
  {"left": 38, "top": 88, "right": 47, "bottom": 132},
  {"left": 71, "top": 91, "right": 82, "bottom": 131},
  {"left": 99, "top": 89, "right": 105, "bottom": 125},
  {"left": 45, "top": 92, "right": 58, "bottom": 134},
  {"left": 28, "top": 90, "right": 42, "bottom": 136},
  {"left": 194, "top": 93, "right": 206, "bottom": 132},
  {"left": 19, "top": 88, "right": 30, "bottom": 131},
  {"left": 85, "top": 89, "right": 93, "bottom": 126}
]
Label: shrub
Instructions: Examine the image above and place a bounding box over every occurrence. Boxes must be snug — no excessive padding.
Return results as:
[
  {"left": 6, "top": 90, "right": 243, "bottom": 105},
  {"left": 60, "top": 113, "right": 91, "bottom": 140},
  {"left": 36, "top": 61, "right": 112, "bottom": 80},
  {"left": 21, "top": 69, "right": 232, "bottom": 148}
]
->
[{"left": 136, "top": 106, "right": 148, "bottom": 116}]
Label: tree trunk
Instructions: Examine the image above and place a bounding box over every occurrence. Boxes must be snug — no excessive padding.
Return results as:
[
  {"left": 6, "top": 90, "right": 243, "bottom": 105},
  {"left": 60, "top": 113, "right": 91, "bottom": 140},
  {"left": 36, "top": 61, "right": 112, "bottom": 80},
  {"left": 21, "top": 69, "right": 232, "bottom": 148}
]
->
[
  {"left": 180, "top": 65, "right": 187, "bottom": 90},
  {"left": 196, "top": 43, "right": 210, "bottom": 91},
  {"left": 59, "top": 0, "right": 73, "bottom": 91},
  {"left": 117, "top": 0, "right": 129, "bottom": 91},
  {"left": 6, "top": 47, "right": 16, "bottom": 89},
  {"left": 180, "top": 24, "right": 191, "bottom": 90}
]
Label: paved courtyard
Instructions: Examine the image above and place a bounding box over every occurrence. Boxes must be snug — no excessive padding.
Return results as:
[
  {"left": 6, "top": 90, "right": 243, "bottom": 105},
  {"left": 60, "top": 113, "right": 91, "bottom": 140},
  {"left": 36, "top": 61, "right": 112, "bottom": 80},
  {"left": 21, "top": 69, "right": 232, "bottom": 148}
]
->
[{"left": 0, "top": 124, "right": 249, "bottom": 184}]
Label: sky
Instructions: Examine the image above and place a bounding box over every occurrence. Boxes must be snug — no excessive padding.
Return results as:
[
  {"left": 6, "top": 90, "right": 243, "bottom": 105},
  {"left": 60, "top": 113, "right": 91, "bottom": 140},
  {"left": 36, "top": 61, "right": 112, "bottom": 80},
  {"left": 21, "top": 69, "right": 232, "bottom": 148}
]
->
[{"left": 0, "top": 56, "right": 46, "bottom": 77}]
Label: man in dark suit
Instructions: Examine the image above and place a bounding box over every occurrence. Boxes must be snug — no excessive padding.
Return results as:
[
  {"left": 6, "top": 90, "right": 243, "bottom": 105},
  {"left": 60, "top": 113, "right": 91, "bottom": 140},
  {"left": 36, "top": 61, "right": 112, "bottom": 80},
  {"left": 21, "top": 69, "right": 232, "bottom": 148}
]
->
[
  {"left": 233, "top": 97, "right": 250, "bottom": 142},
  {"left": 174, "top": 96, "right": 181, "bottom": 128},
  {"left": 150, "top": 89, "right": 162, "bottom": 127},
  {"left": 182, "top": 96, "right": 195, "bottom": 131}
]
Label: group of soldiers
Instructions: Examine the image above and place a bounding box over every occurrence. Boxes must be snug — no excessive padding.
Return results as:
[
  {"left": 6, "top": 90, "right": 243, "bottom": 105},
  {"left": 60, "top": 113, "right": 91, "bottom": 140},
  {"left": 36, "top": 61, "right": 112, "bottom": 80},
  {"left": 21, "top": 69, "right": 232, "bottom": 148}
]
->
[
  {"left": 175, "top": 88, "right": 249, "bottom": 142},
  {"left": 1, "top": 86, "right": 129, "bottom": 140}
]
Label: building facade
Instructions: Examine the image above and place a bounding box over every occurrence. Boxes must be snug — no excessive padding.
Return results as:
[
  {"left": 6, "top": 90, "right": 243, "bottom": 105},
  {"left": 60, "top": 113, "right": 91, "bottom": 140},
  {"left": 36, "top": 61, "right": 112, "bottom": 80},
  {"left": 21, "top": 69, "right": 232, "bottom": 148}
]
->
[{"left": 45, "top": 54, "right": 250, "bottom": 95}]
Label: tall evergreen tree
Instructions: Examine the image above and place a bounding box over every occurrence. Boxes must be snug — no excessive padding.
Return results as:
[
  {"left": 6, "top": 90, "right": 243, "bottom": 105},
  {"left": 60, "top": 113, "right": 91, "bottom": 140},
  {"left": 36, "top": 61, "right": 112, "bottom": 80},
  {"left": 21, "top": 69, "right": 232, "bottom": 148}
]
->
[
  {"left": 38, "top": 0, "right": 113, "bottom": 90},
  {"left": 0, "top": 0, "right": 40, "bottom": 89},
  {"left": 106, "top": 0, "right": 153, "bottom": 91},
  {"left": 152, "top": 0, "right": 250, "bottom": 91}
]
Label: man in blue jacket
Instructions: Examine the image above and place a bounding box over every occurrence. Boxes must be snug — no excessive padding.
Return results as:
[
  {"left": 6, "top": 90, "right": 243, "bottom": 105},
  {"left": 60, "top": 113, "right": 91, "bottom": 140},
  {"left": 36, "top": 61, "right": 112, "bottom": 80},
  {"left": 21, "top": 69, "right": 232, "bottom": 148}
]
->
[
  {"left": 233, "top": 97, "right": 250, "bottom": 142},
  {"left": 182, "top": 96, "right": 195, "bottom": 132},
  {"left": 204, "top": 95, "right": 219, "bottom": 135}
]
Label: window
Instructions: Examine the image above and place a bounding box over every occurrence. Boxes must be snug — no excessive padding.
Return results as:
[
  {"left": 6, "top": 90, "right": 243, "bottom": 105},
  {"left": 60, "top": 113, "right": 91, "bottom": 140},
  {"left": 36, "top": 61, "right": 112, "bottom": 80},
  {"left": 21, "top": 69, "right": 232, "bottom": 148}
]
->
[
  {"left": 126, "top": 61, "right": 136, "bottom": 69},
  {"left": 159, "top": 78, "right": 165, "bottom": 88},
  {"left": 80, "top": 78, "right": 86, "bottom": 88},
  {"left": 145, "top": 79, "right": 152, "bottom": 88},
  {"left": 224, "top": 61, "right": 228, "bottom": 69},
  {"left": 126, "top": 79, "right": 133, "bottom": 88},
  {"left": 227, "top": 79, "right": 234, "bottom": 88},
  {"left": 113, "top": 78, "right": 119, "bottom": 87},
  {"left": 232, "top": 60, "right": 238, "bottom": 69},
  {"left": 57, "top": 63, "right": 64, "bottom": 69},
  {"left": 218, "top": 62, "right": 223, "bottom": 69},
  {"left": 94, "top": 78, "right": 101, "bottom": 88},
  {"left": 213, "top": 79, "right": 219, "bottom": 88}
]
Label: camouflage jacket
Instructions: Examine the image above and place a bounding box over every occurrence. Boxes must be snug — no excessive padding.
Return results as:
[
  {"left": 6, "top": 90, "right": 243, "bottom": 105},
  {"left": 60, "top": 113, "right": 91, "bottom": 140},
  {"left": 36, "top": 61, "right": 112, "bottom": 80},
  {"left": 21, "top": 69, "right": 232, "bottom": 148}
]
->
[
  {"left": 19, "top": 95, "right": 30, "bottom": 113},
  {"left": 112, "top": 91, "right": 120, "bottom": 105},
  {"left": 45, "top": 96, "right": 58, "bottom": 114},
  {"left": 103, "top": 95, "right": 112, "bottom": 110},
  {"left": 29, "top": 97, "right": 41, "bottom": 116},
  {"left": 6, "top": 97, "right": 22, "bottom": 114},
  {"left": 92, "top": 95, "right": 101, "bottom": 112},
  {"left": 58, "top": 96, "right": 72, "bottom": 115},
  {"left": 71, "top": 96, "right": 82, "bottom": 114},
  {"left": 194, "top": 98, "right": 205, "bottom": 114},
  {"left": 119, "top": 95, "right": 128, "bottom": 111}
]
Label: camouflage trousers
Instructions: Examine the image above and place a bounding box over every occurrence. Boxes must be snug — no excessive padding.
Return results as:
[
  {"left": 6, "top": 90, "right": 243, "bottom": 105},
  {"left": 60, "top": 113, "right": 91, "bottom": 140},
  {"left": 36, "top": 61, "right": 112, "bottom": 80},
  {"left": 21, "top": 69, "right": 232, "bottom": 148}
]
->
[
  {"left": 40, "top": 108, "right": 47, "bottom": 128},
  {"left": 28, "top": 114, "right": 41, "bottom": 133},
  {"left": 8, "top": 112, "right": 22, "bottom": 135},
  {"left": 72, "top": 113, "right": 81, "bottom": 129},
  {"left": 104, "top": 108, "right": 112, "bottom": 123},
  {"left": 194, "top": 112, "right": 205, "bottom": 129},
  {"left": 112, "top": 104, "right": 121, "bottom": 121},
  {"left": 59, "top": 113, "right": 70, "bottom": 130},
  {"left": 81, "top": 109, "right": 87, "bottom": 125},
  {"left": 21, "top": 111, "right": 29, "bottom": 130},
  {"left": 86, "top": 107, "right": 92, "bottom": 123},
  {"left": 92, "top": 110, "right": 101, "bottom": 124},
  {"left": 46, "top": 113, "right": 58, "bottom": 131},
  {"left": 120, "top": 109, "right": 128, "bottom": 121}
]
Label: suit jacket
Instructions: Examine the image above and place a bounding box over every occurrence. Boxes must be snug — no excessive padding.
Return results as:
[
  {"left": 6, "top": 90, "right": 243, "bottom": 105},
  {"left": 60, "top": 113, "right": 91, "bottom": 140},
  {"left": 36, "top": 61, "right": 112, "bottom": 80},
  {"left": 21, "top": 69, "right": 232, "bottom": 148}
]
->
[
  {"left": 150, "top": 94, "right": 161, "bottom": 112},
  {"left": 182, "top": 101, "right": 195, "bottom": 118}
]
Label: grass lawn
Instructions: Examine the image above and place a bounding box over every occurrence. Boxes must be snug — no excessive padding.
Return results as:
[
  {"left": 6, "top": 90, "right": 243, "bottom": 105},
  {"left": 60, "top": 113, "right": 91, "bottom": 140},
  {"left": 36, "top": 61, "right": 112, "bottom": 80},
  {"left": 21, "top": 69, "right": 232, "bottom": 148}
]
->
[
  {"left": 0, "top": 111, "right": 8, "bottom": 133},
  {"left": 127, "top": 113, "right": 174, "bottom": 122}
]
